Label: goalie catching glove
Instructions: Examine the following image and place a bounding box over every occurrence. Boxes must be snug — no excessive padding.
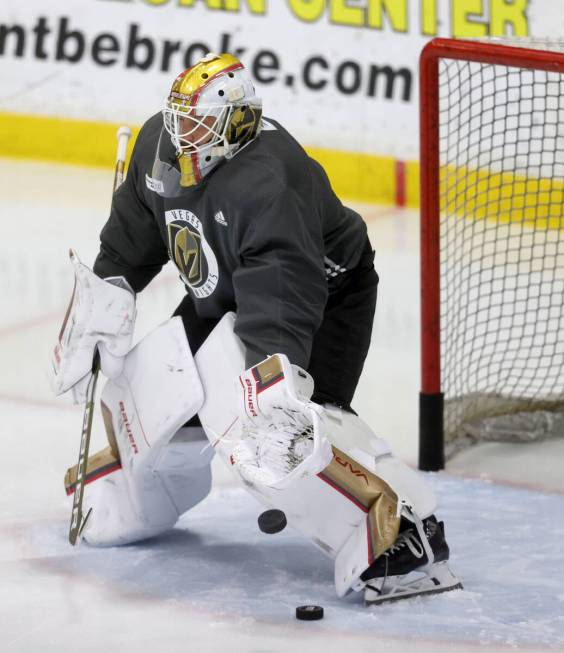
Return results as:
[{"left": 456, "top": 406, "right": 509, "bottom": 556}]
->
[
  {"left": 233, "top": 354, "right": 333, "bottom": 489},
  {"left": 49, "top": 250, "right": 136, "bottom": 403}
]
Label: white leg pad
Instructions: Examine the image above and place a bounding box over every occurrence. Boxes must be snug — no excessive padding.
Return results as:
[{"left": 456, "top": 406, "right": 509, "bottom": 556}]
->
[
  {"left": 151, "top": 426, "right": 214, "bottom": 515},
  {"left": 323, "top": 405, "right": 437, "bottom": 595},
  {"left": 195, "top": 313, "right": 436, "bottom": 596},
  {"left": 334, "top": 520, "right": 371, "bottom": 596},
  {"left": 82, "top": 317, "right": 208, "bottom": 546}
]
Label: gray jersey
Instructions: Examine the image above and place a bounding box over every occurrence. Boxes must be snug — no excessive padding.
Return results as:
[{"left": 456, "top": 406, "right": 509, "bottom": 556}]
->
[{"left": 94, "top": 113, "right": 369, "bottom": 368}]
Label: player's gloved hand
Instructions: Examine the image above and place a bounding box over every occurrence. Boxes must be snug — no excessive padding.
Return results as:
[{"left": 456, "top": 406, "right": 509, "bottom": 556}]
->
[
  {"left": 238, "top": 354, "right": 315, "bottom": 423},
  {"left": 233, "top": 353, "right": 333, "bottom": 488},
  {"left": 48, "top": 250, "right": 136, "bottom": 404}
]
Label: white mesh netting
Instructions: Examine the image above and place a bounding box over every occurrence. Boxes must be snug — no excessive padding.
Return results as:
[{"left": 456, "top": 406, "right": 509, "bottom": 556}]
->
[{"left": 437, "top": 40, "right": 564, "bottom": 456}]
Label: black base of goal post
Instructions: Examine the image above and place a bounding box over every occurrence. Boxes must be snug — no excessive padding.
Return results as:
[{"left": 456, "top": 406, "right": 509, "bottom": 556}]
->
[{"left": 419, "top": 392, "right": 444, "bottom": 471}]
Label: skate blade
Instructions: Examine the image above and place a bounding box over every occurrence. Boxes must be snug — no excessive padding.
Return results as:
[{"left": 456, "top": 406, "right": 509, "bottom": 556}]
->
[{"left": 365, "top": 561, "right": 463, "bottom": 606}]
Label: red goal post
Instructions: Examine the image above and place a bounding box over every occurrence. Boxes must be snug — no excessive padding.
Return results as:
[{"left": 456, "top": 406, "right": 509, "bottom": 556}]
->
[{"left": 419, "top": 38, "right": 564, "bottom": 471}]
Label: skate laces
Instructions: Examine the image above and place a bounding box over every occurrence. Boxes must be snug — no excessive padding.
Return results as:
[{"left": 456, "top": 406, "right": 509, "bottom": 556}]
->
[
  {"left": 386, "top": 515, "right": 437, "bottom": 564},
  {"left": 387, "top": 529, "right": 425, "bottom": 558}
]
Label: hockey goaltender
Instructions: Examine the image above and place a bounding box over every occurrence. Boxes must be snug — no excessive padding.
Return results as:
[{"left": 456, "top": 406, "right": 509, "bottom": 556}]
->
[{"left": 49, "top": 53, "right": 462, "bottom": 605}]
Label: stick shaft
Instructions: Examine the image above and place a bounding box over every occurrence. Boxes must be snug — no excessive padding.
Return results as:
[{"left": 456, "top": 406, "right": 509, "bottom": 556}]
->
[
  {"left": 68, "top": 126, "right": 132, "bottom": 545},
  {"left": 113, "top": 126, "right": 132, "bottom": 192},
  {"left": 68, "top": 359, "right": 99, "bottom": 545}
]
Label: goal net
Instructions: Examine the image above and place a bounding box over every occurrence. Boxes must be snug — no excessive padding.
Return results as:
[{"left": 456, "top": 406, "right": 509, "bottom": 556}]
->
[{"left": 419, "top": 38, "right": 564, "bottom": 469}]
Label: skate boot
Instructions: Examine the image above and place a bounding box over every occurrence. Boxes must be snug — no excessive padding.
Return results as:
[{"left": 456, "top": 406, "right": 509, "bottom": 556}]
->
[{"left": 361, "top": 515, "right": 463, "bottom": 605}]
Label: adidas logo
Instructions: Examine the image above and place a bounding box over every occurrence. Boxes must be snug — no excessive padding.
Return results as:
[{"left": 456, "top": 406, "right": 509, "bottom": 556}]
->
[
  {"left": 214, "top": 210, "right": 228, "bottom": 226},
  {"left": 324, "top": 256, "right": 347, "bottom": 279}
]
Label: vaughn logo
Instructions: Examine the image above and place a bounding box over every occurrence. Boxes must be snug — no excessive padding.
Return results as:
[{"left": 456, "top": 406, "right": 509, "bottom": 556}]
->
[
  {"left": 334, "top": 454, "right": 369, "bottom": 486},
  {"left": 165, "top": 208, "right": 219, "bottom": 299},
  {"left": 214, "top": 210, "right": 228, "bottom": 226}
]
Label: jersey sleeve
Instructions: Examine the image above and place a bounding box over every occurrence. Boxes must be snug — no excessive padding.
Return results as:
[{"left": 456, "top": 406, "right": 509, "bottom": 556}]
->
[
  {"left": 232, "top": 187, "right": 328, "bottom": 369},
  {"left": 93, "top": 134, "right": 169, "bottom": 292}
]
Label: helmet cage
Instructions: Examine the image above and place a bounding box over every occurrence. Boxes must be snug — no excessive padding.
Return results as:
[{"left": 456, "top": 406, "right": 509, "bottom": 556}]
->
[{"left": 163, "top": 100, "right": 234, "bottom": 154}]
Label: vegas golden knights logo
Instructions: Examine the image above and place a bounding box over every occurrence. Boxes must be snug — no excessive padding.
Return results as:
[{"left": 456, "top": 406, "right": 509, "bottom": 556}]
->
[
  {"left": 165, "top": 209, "right": 219, "bottom": 299},
  {"left": 226, "top": 106, "right": 262, "bottom": 147},
  {"left": 168, "top": 223, "right": 202, "bottom": 286}
]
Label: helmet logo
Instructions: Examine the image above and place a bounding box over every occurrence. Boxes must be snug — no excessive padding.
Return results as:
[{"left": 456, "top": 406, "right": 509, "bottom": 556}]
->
[{"left": 227, "top": 106, "right": 261, "bottom": 146}]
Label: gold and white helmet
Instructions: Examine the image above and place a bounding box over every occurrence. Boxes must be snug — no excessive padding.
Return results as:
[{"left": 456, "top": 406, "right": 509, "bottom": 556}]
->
[{"left": 163, "top": 53, "right": 262, "bottom": 187}]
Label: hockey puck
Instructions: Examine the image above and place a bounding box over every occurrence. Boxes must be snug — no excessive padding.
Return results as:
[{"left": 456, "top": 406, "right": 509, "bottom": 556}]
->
[
  {"left": 296, "top": 605, "right": 324, "bottom": 621},
  {"left": 258, "top": 509, "right": 287, "bottom": 534}
]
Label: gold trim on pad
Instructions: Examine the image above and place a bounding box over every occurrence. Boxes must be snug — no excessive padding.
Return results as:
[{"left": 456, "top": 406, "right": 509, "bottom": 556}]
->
[
  {"left": 318, "top": 447, "right": 400, "bottom": 561},
  {"left": 64, "top": 445, "right": 121, "bottom": 495}
]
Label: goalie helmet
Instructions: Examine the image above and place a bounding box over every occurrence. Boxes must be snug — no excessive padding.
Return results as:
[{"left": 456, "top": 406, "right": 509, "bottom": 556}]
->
[{"left": 162, "top": 53, "right": 262, "bottom": 187}]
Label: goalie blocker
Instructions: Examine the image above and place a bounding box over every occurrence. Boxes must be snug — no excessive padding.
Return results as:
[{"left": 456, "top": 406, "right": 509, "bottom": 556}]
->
[{"left": 67, "top": 311, "right": 461, "bottom": 602}]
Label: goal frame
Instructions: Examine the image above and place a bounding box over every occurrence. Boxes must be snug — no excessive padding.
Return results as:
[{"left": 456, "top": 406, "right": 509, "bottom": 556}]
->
[{"left": 419, "top": 37, "right": 564, "bottom": 471}]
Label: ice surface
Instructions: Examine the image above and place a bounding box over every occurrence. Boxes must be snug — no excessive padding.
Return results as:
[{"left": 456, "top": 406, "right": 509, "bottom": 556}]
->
[
  {"left": 2, "top": 477, "right": 564, "bottom": 652},
  {"left": 2, "top": 159, "right": 564, "bottom": 652}
]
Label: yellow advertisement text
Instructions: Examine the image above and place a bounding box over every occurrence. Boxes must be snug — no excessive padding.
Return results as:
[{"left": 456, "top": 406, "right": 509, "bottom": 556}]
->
[
  {"left": 288, "top": 0, "right": 529, "bottom": 36},
  {"left": 137, "top": 0, "right": 529, "bottom": 37}
]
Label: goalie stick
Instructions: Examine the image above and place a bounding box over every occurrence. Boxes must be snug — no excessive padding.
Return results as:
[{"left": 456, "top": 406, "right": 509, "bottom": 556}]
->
[{"left": 68, "top": 125, "right": 132, "bottom": 545}]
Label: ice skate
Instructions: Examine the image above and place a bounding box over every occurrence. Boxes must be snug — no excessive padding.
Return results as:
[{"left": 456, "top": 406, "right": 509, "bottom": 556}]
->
[{"left": 361, "top": 515, "right": 463, "bottom": 606}]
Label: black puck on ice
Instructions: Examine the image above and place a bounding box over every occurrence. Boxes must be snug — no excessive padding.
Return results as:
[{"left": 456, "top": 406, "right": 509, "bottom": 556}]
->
[
  {"left": 296, "top": 605, "right": 324, "bottom": 621},
  {"left": 257, "top": 509, "right": 287, "bottom": 534}
]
